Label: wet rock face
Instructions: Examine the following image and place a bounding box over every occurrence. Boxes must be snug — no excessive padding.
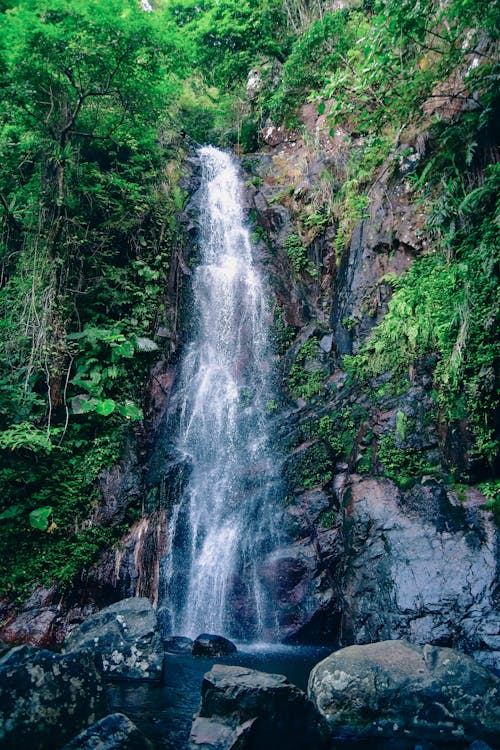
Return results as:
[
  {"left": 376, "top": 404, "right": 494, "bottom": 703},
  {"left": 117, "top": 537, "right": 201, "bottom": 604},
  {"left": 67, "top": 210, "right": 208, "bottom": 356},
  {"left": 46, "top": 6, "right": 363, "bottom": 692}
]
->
[
  {"left": 258, "top": 535, "right": 342, "bottom": 646},
  {"left": 189, "top": 664, "right": 329, "bottom": 750},
  {"left": 341, "top": 478, "right": 500, "bottom": 670},
  {"left": 62, "top": 713, "right": 154, "bottom": 750},
  {"left": 0, "top": 645, "right": 107, "bottom": 750},
  {"left": 308, "top": 640, "right": 500, "bottom": 745},
  {"left": 0, "top": 585, "right": 67, "bottom": 649},
  {"left": 63, "top": 597, "right": 163, "bottom": 681},
  {"left": 332, "top": 188, "right": 421, "bottom": 357}
]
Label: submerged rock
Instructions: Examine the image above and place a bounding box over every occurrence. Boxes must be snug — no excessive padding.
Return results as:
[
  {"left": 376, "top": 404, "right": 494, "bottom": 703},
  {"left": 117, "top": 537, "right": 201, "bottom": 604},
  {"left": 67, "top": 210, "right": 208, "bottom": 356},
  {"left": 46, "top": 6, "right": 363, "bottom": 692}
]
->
[
  {"left": 308, "top": 640, "right": 500, "bottom": 745},
  {"left": 63, "top": 597, "right": 163, "bottom": 681},
  {"left": 189, "top": 664, "right": 329, "bottom": 750},
  {"left": 62, "top": 713, "right": 153, "bottom": 750},
  {"left": 192, "top": 634, "right": 237, "bottom": 658},
  {"left": 0, "top": 645, "right": 106, "bottom": 750}
]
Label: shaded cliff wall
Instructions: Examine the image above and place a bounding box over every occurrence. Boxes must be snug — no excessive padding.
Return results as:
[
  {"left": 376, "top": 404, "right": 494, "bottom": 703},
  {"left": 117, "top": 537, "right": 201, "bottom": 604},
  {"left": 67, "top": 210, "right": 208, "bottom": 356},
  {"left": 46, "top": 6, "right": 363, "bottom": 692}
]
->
[{"left": 237, "top": 87, "right": 499, "bottom": 668}]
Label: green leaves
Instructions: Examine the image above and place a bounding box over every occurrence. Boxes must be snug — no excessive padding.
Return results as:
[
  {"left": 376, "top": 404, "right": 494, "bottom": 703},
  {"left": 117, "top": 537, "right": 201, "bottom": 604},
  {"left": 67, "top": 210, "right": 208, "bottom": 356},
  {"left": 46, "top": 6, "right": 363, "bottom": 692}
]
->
[
  {"left": 67, "top": 324, "right": 151, "bottom": 422},
  {"left": 0, "top": 505, "right": 23, "bottom": 521},
  {"left": 112, "top": 340, "right": 135, "bottom": 359},
  {"left": 71, "top": 395, "right": 143, "bottom": 421},
  {"left": 165, "top": 0, "right": 285, "bottom": 89},
  {"left": 0, "top": 0, "right": 194, "bottom": 601},
  {"left": 0, "top": 503, "right": 53, "bottom": 531},
  {"left": 345, "top": 139, "right": 500, "bottom": 467},
  {"left": 29, "top": 506, "right": 53, "bottom": 531},
  {"left": 118, "top": 401, "right": 143, "bottom": 420},
  {"left": 270, "top": 8, "right": 353, "bottom": 118},
  {"left": 94, "top": 399, "right": 116, "bottom": 417},
  {"left": 0, "top": 423, "right": 60, "bottom": 453},
  {"left": 284, "top": 233, "right": 312, "bottom": 275}
]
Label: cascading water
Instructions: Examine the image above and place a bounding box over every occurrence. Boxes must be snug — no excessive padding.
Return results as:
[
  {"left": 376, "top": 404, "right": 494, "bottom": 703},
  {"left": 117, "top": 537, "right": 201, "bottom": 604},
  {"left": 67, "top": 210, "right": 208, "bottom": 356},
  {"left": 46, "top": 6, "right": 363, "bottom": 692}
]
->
[{"left": 161, "top": 146, "right": 282, "bottom": 641}]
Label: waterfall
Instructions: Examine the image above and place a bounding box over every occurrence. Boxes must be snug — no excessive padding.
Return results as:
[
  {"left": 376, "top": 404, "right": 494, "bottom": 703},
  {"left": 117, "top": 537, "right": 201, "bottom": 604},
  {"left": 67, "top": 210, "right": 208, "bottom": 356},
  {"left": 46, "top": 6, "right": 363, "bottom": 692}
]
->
[{"left": 161, "top": 147, "right": 281, "bottom": 641}]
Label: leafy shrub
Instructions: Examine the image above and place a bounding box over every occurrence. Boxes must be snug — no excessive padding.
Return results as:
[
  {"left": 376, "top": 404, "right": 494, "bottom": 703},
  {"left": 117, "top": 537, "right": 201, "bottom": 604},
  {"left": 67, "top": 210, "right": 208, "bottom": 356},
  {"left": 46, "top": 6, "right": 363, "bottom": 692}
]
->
[
  {"left": 284, "top": 233, "right": 317, "bottom": 276},
  {"left": 269, "top": 9, "right": 353, "bottom": 117},
  {"left": 377, "top": 432, "right": 435, "bottom": 488},
  {"left": 285, "top": 440, "right": 333, "bottom": 489},
  {"left": 287, "top": 339, "right": 326, "bottom": 400}
]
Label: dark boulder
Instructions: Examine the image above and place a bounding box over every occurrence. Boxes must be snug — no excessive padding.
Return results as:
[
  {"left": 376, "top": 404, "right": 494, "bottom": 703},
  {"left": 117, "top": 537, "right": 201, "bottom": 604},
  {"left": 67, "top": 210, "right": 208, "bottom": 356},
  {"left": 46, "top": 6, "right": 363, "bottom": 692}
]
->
[
  {"left": 0, "top": 645, "right": 107, "bottom": 750},
  {"left": 63, "top": 597, "right": 163, "bottom": 681},
  {"left": 192, "top": 634, "right": 237, "bottom": 658},
  {"left": 61, "top": 713, "right": 153, "bottom": 750},
  {"left": 163, "top": 635, "right": 194, "bottom": 654},
  {"left": 189, "top": 716, "right": 255, "bottom": 750},
  {"left": 189, "top": 664, "right": 329, "bottom": 750},
  {"left": 308, "top": 640, "right": 500, "bottom": 744}
]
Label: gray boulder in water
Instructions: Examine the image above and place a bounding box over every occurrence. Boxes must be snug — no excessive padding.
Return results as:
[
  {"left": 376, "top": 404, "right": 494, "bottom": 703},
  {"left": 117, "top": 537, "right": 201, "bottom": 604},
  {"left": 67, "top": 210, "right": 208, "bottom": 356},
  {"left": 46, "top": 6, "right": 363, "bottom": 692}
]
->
[
  {"left": 192, "top": 633, "right": 237, "bottom": 657},
  {"left": 163, "top": 635, "right": 194, "bottom": 653},
  {"left": 0, "top": 645, "right": 107, "bottom": 750},
  {"left": 63, "top": 597, "right": 163, "bottom": 681},
  {"left": 62, "top": 713, "right": 153, "bottom": 750},
  {"left": 189, "top": 664, "right": 329, "bottom": 750},
  {"left": 308, "top": 639, "right": 500, "bottom": 745}
]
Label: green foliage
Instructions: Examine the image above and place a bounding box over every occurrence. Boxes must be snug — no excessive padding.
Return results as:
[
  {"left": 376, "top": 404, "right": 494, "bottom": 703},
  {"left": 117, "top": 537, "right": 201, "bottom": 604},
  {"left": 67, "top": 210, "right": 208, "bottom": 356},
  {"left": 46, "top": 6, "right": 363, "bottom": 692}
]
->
[
  {"left": 479, "top": 479, "right": 500, "bottom": 505},
  {"left": 287, "top": 338, "right": 326, "bottom": 400},
  {"left": 377, "top": 432, "right": 435, "bottom": 488},
  {"left": 0, "top": 420, "right": 126, "bottom": 598},
  {"left": 67, "top": 324, "right": 158, "bottom": 420},
  {"left": 0, "top": 0, "right": 193, "bottom": 598},
  {"left": 316, "top": 0, "right": 500, "bottom": 136},
  {"left": 478, "top": 479, "right": 500, "bottom": 524},
  {"left": 315, "top": 406, "right": 365, "bottom": 461},
  {"left": 29, "top": 506, "right": 53, "bottom": 531},
  {"left": 288, "top": 367, "right": 324, "bottom": 400},
  {"left": 396, "top": 411, "right": 409, "bottom": 442},
  {"left": 273, "top": 305, "right": 296, "bottom": 355},
  {"left": 285, "top": 440, "right": 333, "bottom": 489},
  {"left": 345, "top": 145, "right": 500, "bottom": 466},
  {"left": 319, "top": 508, "right": 337, "bottom": 529},
  {"left": 165, "top": 0, "right": 286, "bottom": 90},
  {"left": 357, "top": 442, "right": 374, "bottom": 475},
  {"left": 0, "top": 423, "right": 60, "bottom": 453},
  {"left": 269, "top": 9, "right": 353, "bottom": 118},
  {"left": 330, "top": 133, "right": 390, "bottom": 256},
  {"left": 0, "top": 0, "right": 183, "bottom": 441},
  {"left": 0, "top": 505, "right": 23, "bottom": 520},
  {"left": 284, "top": 233, "right": 316, "bottom": 276}
]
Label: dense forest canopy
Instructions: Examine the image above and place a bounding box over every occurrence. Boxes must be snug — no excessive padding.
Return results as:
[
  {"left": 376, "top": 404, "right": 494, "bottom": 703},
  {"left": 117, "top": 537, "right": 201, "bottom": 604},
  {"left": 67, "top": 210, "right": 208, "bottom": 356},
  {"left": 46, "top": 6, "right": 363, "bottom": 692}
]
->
[{"left": 0, "top": 0, "right": 498, "bottom": 600}]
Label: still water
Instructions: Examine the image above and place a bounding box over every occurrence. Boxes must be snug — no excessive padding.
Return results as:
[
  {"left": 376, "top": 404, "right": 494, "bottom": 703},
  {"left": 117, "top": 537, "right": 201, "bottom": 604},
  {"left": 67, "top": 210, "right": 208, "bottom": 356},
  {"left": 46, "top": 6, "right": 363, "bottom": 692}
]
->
[
  {"left": 107, "top": 645, "right": 462, "bottom": 750},
  {"left": 108, "top": 645, "right": 328, "bottom": 749}
]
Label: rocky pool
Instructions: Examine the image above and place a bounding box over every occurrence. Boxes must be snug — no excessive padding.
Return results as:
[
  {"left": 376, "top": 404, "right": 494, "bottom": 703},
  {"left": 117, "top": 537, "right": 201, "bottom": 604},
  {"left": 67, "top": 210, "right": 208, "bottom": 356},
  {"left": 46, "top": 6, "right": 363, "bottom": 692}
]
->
[{"left": 106, "top": 644, "right": 482, "bottom": 750}]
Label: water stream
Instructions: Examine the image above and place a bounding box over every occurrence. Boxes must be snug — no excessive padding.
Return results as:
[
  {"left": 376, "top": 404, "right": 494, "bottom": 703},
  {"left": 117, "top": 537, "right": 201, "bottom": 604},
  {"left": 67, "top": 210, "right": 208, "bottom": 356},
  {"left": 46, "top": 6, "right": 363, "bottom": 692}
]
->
[{"left": 160, "top": 146, "right": 282, "bottom": 641}]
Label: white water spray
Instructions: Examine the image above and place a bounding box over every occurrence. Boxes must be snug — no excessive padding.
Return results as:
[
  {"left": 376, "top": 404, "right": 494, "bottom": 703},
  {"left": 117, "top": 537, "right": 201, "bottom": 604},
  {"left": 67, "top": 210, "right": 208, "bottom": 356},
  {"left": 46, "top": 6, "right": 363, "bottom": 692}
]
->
[{"left": 162, "top": 147, "right": 281, "bottom": 640}]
